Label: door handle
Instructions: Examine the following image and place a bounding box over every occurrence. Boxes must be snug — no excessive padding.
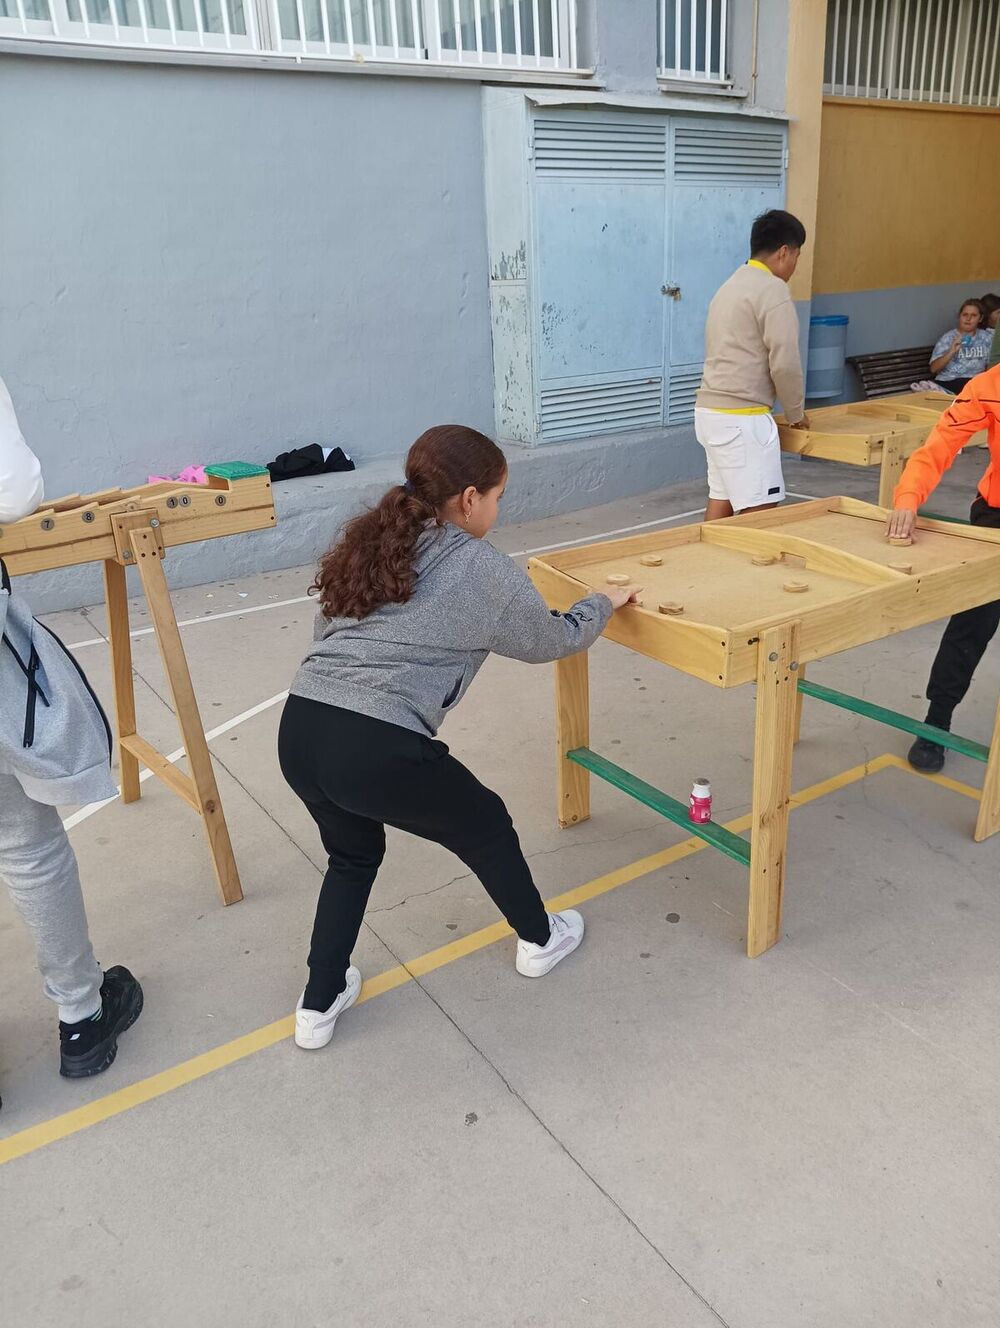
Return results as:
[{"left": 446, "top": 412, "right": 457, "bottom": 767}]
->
[{"left": 661, "top": 284, "right": 682, "bottom": 300}]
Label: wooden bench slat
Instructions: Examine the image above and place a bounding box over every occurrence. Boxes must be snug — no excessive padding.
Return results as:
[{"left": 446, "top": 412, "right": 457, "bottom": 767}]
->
[{"left": 845, "top": 345, "right": 935, "bottom": 399}]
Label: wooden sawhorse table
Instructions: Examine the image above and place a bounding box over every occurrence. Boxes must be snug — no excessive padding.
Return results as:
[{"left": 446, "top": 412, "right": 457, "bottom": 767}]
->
[
  {"left": 778, "top": 392, "right": 984, "bottom": 509},
  {"left": 530, "top": 497, "right": 1000, "bottom": 957},
  {"left": 0, "top": 471, "right": 276, "bottom": 905}
]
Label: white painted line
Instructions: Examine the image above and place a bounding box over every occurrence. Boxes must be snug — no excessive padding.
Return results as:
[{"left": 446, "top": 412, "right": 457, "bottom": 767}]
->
[
  {"left": 509, "top": 508, "right": 706, "bottom": 557},
  {"left": 66, "top": 595, "right": 314, "bottom": 651},
  {"left": 62, "top": 691, "right": 289, "bottom": 831},
  {"left": 510, "top": 493, "right": 819, "bottom": 558}
]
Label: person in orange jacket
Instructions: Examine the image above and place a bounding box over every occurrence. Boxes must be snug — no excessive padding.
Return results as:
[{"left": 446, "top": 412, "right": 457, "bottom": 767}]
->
[{"left": 887, "top": 363, "right": 1000, "bottom": 771}]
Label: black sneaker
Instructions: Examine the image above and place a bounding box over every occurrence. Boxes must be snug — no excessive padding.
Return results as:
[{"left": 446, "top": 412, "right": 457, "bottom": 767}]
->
[
  {"left": 59, "top": 966, "right": 143, "bottom": 1079},
  {"left": 908, "top": 736, "right": 946, "bottom": 773}
]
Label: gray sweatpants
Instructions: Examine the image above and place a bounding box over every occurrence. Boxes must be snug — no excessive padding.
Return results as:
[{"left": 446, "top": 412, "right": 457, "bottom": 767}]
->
[{"left": 0, "top": 769, "right": 103, "bottom": 1023}]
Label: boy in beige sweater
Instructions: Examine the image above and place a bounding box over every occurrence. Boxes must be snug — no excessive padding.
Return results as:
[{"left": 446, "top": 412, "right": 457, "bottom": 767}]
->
[{"left": 695, "top": 210, "right": 809, "bottom": 520}]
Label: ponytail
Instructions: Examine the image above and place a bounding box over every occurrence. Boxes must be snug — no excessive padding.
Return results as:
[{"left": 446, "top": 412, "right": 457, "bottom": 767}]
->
[{"left": 311, "top": 425, "right": 506, "bottom": 620}]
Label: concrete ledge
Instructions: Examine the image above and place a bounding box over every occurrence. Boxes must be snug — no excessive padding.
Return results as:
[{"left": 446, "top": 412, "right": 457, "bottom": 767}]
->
[{"left": 13, "top": 425, "right": 700, "bottom": 613}]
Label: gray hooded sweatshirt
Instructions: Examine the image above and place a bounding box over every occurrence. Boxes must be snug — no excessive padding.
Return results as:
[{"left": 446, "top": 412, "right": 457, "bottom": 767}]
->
[{"left": 291, "top": 523, "right": 612, "bottom": 738}]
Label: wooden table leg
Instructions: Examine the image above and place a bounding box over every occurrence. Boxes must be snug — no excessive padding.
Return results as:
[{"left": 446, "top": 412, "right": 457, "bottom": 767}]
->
[
  {"left": 129, "top": 528, "right": 243, "bottom": 905},
  {"left": 747, "top": 623, "right": 800, "bottom": 957},
  {"left": 974, "top": 691, "right": 1000, "bottom": 842},
  {"left": 103, "top": 558, "right": 141, "bottom": 804},
  {"left": 877, "top": 438, "right": 904, "bottom": 509},
  {"left": 793, "top": 663, "right": 806, "bottom": 746},
  {"left": 555, "top": 651, "right": 590, "bottom": 828}
]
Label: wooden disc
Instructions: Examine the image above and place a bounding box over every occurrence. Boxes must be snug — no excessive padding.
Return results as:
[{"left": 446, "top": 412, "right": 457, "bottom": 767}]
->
[
  {"left": 639, "top": 553, "right": 663, "bottom": 567},
  {"left": 889, "top": 561, "right": 913, "bottom": 574},
  {"left": 657, "top": 601, "right": 685, "bottom": 615},
  {"left": 888, "top": 536, "right": 912, "bottom": 547},
  {"left": 606, "top": 572, "right": 631, "bottom": 586},
  {"left": 783, "top": 581, "right": 809, "bottom": 593},
  {"left": 751, "top": 554, "right": 777, "bottom": 566}
]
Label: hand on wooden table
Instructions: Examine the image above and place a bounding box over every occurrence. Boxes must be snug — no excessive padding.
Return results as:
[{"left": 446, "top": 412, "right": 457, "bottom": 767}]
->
[
  {"left": 605, "top": 585, "right": 643, "bottom": 610},
  {"left": 886, "top": 507, "right": 917, "bottom": 542}
]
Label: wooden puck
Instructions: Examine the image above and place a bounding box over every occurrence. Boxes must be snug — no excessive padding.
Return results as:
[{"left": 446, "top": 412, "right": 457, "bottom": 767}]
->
[
  {"left": 783, "top": 581, "right": 809, "bottom": 593},
  {"left": 606, "top": 572, "right": 631, "bottom": 586},
  {"left": 639, "top": 553, "right": 663, "bottom": 567},
  {"left": 751, "top": 554, "right": 778, "bottom": 567},
  {"left": 889, "top": 561, "right": 913, "bottom": 574},
  {"left": 888, "top": 536, "right": 912, "bottom": 547},
  {"left": 657, "top": 601, "right": 685, "bottom": 615}
]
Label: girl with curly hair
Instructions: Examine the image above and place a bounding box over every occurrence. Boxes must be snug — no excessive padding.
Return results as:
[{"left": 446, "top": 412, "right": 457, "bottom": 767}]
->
[{"left": 279, "top": 424, "right": 638, "bottom": 1049}]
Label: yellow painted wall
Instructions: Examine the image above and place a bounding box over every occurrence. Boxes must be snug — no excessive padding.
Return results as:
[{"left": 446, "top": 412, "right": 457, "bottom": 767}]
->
[
  {"left": 785, "top": 0, "right": 829, "bottom": 302},
  {"left": 813, "top": 100, "right": 1000, "bottom": 295}
]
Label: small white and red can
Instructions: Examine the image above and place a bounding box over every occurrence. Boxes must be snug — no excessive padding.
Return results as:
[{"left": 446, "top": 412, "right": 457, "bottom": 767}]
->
[{"left": 688, "top": 778, "right": 712, "bottom": 825}]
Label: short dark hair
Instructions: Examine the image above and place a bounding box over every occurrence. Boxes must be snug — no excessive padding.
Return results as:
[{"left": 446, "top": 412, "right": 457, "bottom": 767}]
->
[
  {"left": 751, "top": 210, "right": 806, "bottom": 256},
  {"left": 979, "top": 292, "right": 1000, "bottom": 318}
]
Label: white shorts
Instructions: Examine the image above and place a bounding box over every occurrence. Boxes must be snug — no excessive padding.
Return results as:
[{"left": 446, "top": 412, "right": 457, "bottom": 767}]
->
[{"left": 694, "top": 408, "right": 785, "bottom": 511}]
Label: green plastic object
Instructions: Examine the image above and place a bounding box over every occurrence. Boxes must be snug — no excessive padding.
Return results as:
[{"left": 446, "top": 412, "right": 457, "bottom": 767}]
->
[
  {"left": 566, "top": 747, "right": 752, "bottom": 867},
  {"left": 204, "top": 461, "right": 269, "bottom": 480},
  {"left": 796, "top": 679, "right": 989, "bottom": 762},
  {"left": 918, "top": 509, "right": 969, "bottom": 525}
]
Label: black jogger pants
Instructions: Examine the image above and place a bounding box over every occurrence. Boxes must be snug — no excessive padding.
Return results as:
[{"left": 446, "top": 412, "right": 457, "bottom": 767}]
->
[
  {"left": 925, "top": 496, "right": 1000, "bottom": 728},
  {"left": 278, "top": 696, "right": 550, "bottom": 1001}
]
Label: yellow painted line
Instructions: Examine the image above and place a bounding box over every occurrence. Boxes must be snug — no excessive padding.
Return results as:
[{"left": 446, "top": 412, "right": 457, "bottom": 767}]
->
[
  {"left": 881, "top": 751, "right": 983, "bottom": 801},
  {"left": 0, "top": 750, "right": 959, "bottom": 1168}
]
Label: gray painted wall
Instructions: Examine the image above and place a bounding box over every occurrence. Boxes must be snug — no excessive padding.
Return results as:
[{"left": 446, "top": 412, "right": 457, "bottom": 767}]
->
[
  {"left": 729, "top": 0, "right": 789, "bottom": 113},
  {"left": 577, "top": 0, "right": 659, "bottom": 94},
  {"left": 0, "top": 55, "right": 495, "bottom": 497},
  {"left": 810, "top": 279, "right": 1000, "bottom": 403}
]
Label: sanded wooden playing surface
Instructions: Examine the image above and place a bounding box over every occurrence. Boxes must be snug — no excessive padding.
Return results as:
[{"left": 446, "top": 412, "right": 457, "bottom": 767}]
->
[
  {"left": 566, "top": 540, "right": 864, "bottom": 628},
  {"left": 529, "top": 498, "right": 1000, "bottom": 687},
  {"left": 873, "top": 391, "right": 952, "bottom": 414},
  {"left": 777, "top": 402, "right": 930, "bottom": 465},
  {"left": 761, "top": 509, "right": 1000, "bottom": 573}
]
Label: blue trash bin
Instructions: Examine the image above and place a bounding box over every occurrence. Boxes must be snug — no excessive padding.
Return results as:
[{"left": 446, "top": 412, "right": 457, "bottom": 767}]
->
[{"left": 806, "top": 314, "right": 849, "bottom": 399}]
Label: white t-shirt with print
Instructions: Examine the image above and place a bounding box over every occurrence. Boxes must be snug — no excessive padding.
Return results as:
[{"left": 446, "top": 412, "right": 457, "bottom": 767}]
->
[{"left": 932, "top": 327, "right": 993, "bottom": 382}]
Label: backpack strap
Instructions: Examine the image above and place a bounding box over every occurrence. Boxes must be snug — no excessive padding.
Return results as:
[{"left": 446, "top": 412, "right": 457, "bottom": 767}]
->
[{"left": 1, "top": 561, "right": 51, "bottom": 747}]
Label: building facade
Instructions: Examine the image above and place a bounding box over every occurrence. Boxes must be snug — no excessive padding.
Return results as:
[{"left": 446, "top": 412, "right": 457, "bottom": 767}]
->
[{"left": 2, "top": 1, "right": 999, "bottom": 602}]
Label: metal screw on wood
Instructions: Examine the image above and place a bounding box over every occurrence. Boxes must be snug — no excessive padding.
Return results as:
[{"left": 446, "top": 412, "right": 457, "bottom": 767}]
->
[
  {"left": 768, "top": 651, "right": 778, "bottom": 661},
  {"left": 123, "top": 550, "right": 133, "bottom": 562},
  {"left": 790, "top": 661, "right": 799, "bottom": 671},
  {"left": 150, "top": 518, "right": 161, "bottom": 528}
]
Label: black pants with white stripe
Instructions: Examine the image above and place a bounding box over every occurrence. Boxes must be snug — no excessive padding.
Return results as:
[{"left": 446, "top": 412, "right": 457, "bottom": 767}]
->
[{"left": 278, "top": 695, "right": 550, "bottom": 1006}]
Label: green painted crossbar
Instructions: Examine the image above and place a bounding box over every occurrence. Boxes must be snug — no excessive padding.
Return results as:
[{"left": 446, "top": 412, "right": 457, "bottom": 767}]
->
[
  {"left": 566, "top": 747, "right": 752, "bottom": 867},
  {"left": 796, "top": 679, "right": 990, "bottom": 762},
  {"left": 918, "top": 509, "right": 969, "bottom": 524}
]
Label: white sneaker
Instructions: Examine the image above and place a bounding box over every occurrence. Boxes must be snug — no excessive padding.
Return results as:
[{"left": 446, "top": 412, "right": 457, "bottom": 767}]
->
[
  {"left": 294, "top": 967, "right": 362, "bottom": 1049},
  {"left": 515, "top": 910, "right": 584, "bottom": 978}
]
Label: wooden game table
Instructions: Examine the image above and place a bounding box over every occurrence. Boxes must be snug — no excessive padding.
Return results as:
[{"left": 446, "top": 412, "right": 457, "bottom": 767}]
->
[
  {"left": 777, "top": 401, "right": 937, "bottom": 507},
  {"left": 777, "top": 392, "right": 985, "bottom": 508},
  {"left": 0, "top": 471, "right": 276, "bottom": 905},
  {"left": 529, "top": 497, "right": 1000, "bottom": 957}
]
